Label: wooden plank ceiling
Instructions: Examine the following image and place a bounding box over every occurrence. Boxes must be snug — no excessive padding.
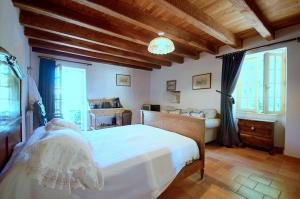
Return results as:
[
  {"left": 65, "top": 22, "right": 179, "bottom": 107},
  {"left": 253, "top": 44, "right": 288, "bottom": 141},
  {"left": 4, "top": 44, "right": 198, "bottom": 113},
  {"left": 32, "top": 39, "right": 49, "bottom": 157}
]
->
[{"left": 13, "top": 0, "right": 300, "bottom": 71}]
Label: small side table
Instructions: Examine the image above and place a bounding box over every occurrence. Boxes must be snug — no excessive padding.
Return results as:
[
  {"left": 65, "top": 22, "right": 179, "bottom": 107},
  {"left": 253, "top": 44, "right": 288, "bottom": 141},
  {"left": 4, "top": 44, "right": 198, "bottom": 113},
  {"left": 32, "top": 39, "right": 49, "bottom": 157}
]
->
[{"left": 238, "top": 118, "right": 275, "bottom": 154}]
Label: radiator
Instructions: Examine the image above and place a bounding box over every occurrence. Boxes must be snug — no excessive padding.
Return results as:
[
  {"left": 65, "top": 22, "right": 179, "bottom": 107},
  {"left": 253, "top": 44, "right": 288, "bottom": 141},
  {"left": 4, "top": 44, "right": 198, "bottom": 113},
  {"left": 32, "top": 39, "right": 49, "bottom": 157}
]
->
[{"left": 26, "top": 110, "right": 33, "bottom": 140}]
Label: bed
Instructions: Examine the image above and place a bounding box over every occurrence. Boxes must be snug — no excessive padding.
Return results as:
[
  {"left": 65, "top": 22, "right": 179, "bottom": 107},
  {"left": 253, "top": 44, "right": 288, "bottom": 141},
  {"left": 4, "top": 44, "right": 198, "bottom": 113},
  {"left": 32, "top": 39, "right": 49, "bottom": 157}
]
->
[
  {"left": 0, "top": 48, "right": 206, "bottom": 199},
  {"left": 0, "top": 111, "right": 205, "bottom": 199}
]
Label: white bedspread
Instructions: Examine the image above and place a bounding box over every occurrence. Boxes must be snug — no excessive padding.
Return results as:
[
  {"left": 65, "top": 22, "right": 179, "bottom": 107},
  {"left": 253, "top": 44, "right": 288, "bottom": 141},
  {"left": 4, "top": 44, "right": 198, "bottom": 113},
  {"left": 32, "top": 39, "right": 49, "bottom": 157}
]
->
[{"left": 0, "top": 124, "right": 199, "bottom": 199}]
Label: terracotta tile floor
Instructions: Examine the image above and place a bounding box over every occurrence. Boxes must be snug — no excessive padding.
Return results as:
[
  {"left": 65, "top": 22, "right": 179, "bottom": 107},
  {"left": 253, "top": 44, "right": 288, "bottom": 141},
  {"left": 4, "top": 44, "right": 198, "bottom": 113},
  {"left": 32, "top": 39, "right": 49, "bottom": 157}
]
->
[{"left": 159, "top": 144, "right": 300, "bottom": 199}]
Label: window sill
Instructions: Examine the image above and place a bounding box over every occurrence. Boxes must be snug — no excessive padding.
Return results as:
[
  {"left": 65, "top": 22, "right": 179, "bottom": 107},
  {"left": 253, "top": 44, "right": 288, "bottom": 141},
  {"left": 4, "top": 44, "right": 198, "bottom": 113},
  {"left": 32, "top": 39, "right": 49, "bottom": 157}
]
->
[
  {"left": 236, "top": 111, "right": 283, "bottom": 116},
  {"left": 235, "top": 111, "right": 285, "bottom": 122}
]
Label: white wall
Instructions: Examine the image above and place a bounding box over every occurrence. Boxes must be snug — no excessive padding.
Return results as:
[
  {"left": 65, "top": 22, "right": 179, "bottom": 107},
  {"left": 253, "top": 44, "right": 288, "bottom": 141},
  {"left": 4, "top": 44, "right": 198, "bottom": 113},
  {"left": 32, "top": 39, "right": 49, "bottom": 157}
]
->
[
  {"left": 150, "top": 53, "right": 222, "bottom": 112},
  {"left": 150, "top": 24, "right": 300, "bottom": 157},
  {"left": 31, "top": 53, "right": 151, "bottom": 124},
  {"left": 86, "top": 63, "right": 151, "bottom": 124},
  {"left": 29, "top": 23, "right": 300, "bottom": 157},
  {"left": 284, "top": 37, "right": 300, "bottom": 158},
  {"left": 0, "top": 0, "right": 30, "bottom": 139}
]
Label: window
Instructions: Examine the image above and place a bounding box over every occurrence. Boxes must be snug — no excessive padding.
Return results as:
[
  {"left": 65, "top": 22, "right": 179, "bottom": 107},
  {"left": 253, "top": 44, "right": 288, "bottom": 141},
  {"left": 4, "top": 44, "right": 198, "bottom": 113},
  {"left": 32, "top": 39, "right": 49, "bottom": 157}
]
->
[
  {"left": 54, "top": 65, "right": 87, "bottom": 130},
  {"left": 0, "top": 63, "right": 20, "bottom": 120},
  {"left": 234, "top": 48, "right": 286, "bottom": 114},
  {"left": 0, "top": 65, "right": 10, "bottom": 117}
]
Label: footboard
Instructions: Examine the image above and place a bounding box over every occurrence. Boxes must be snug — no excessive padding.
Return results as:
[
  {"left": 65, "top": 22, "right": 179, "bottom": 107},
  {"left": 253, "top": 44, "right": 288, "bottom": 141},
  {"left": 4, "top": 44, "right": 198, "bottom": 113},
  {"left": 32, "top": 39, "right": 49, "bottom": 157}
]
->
[{"left": 140, "top": 110, "right": 205, "bottom": 178}]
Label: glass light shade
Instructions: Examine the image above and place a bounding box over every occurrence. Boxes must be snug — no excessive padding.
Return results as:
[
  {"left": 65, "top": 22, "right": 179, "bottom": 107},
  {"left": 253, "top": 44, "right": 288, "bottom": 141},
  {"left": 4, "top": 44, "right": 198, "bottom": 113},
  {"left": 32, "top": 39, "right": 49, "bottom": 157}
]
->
[{"left": 148, "top": 36, "right": 175, "bottom": 54}]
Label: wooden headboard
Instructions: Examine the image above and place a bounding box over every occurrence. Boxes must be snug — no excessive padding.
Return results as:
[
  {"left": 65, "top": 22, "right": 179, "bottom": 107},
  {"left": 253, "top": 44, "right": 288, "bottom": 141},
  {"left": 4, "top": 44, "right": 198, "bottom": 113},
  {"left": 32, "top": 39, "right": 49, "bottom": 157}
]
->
[
  {"left": 0, "top": 47, "right": 24, "bottom": 171},
  {"left": 140, "top": 110, "right": 205, "bottom": 164}
]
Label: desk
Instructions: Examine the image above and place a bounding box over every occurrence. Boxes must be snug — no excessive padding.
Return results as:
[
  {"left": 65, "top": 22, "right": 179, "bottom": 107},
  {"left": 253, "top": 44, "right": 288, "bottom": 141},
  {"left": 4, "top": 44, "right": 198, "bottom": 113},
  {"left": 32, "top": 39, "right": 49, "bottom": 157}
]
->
[
  {"left": 89, "top": 108, "right": 125, "bottom": 130},
  {"left": 238, "top": 118, "right": 275, "bottom": 153}
]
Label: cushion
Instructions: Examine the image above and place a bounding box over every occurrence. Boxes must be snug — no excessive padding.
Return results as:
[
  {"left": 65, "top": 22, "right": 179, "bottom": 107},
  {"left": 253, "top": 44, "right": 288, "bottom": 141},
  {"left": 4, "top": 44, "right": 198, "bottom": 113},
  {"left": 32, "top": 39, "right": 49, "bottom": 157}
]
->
[
  {"left": 180, "top": 108, "right": 195, "bottom": 116},
  {"left": 168, "top": 109, "right": 181, "bottom": 114},
  {"left": 93, "top": 103, "right": 102, "bottom": 109},
  {"left": 102, "top": 101, "right": 112, "bottom": 108},
  {"left": 22, "top": 129, "right": 103, "bottom": 192},
  {"left": 112, "top": 97, "right": 122, "bottom": 108},
  {"left": 88, "top": 99, "right": 102, "bottom": 109},
  {"left": 202, "top": 109, "right": 217, "bottom": 119},
  {"left": 205, "top": 118, "right": 221, "bottom": 128},
  {"left": 180, "top": 112, "right": 190, "bottom": 116},
  {"left": 162, "top": 106, "right": 177, "bottom": 113},
  {"left": 89, "top": 98, "right": 123, "bottom": 109},
  {"left": 181, "top": 108, "right": 193, "bottom": 113},
  {"left": 46, "top": 118, "right": 81, "bottom": 132},
  {"left": 190, "top": 111, "right": 205, "bottom": 118},
  {"left": 105, "top": 98, "right": 115, "bottom": 107}
]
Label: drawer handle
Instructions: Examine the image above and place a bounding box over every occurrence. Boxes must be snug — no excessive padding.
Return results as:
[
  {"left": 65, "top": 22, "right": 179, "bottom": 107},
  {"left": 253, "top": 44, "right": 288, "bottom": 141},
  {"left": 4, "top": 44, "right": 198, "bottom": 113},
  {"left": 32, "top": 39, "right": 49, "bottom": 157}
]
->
[{"left": 251, "top": 126, "right": 255, "bottom": 131}]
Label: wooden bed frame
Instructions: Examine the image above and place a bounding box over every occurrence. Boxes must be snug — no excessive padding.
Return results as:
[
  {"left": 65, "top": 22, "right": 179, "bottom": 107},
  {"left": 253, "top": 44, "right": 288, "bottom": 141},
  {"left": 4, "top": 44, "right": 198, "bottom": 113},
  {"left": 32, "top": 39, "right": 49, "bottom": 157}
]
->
[
  {"left": 141, "top": 110, "right": 206, "bottom": 185},
  {"left": 0, "top": 47, "right": 24, "bottom": 171}
]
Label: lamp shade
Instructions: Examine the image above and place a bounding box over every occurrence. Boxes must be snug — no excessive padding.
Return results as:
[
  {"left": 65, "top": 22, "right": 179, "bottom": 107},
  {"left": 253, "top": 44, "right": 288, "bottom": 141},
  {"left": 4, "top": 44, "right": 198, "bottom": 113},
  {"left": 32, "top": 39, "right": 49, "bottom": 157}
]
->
[{"left": 148, "top": 36, "right": 175, "bottom": 55}]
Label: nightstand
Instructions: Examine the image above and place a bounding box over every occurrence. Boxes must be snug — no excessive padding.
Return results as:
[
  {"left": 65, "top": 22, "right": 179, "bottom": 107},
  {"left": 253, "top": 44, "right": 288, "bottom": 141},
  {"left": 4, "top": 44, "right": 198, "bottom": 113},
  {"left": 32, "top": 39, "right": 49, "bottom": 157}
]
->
[{"left": 238, "top": 118, "right": 275, "bottom": 154}]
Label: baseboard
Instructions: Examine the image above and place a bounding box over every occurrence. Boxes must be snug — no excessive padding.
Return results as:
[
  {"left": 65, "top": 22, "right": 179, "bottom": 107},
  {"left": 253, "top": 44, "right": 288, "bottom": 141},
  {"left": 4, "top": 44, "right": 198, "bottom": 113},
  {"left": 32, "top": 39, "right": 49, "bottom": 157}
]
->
[{"left": 282, "top": 154, "right": 300, "bottom": 162}]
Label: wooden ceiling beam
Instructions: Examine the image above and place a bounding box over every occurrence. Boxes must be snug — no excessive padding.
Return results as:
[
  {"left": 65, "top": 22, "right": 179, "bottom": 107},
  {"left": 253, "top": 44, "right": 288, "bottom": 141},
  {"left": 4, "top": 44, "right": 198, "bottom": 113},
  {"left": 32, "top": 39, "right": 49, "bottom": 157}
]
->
[
  {"left": 152, "top": 0, "right": 241, "bottom": 48},
  {"left": 32, "top": 47, "right": 153, "bottom": 71},
  {"left": 228, "top": 0, "right": 274, "bottom": 40},
  {"left": 73, "top": 0, "right": 217, "bottom": 54},
  {"left": 29, "top": 39, "right": 161, "bottom": 69},
  {"left": 24, "top": 27, "right": 171, "bottom": 66},
  {"left": 13, "top": 0, "right": 198, "bottom": 59},
  {"left": 19, "top": 10, "right": 184, "bottom": 64}
]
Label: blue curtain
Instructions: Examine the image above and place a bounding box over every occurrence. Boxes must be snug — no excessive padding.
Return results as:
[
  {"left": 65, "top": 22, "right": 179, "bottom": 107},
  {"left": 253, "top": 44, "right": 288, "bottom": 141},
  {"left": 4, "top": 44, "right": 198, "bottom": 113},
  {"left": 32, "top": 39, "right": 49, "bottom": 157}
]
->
[
  {"left": 38, "top": 58, "right": 56, "bottom": 121},
  {"left": 217, "top": 51, "right": 245, "bottom": 147}
]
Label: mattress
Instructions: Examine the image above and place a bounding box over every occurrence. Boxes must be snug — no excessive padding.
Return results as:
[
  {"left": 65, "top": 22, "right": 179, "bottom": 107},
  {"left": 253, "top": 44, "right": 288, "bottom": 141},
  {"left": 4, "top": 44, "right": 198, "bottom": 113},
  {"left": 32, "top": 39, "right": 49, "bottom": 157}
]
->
[{"left": 0, "top": 124, "right": 199, "bottom": 199}]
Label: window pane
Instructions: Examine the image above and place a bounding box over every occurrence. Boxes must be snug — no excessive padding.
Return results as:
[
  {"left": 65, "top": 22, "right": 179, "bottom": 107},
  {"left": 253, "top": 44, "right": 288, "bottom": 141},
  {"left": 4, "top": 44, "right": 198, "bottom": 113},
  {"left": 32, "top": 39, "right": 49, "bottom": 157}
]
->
[
  {"left": 275, "top": 83, "right": 281, "bottom": 98},
  {"left": 0, "top": 87, "right": 10, "bottom": 99},
  {"left": 235, "top": 56, "right": 260, "bottom": 112},
  {"left": 54, "top": 66, "right": 62, "bottom": 116},
  {"left": 0, "top": 65, "right": 9, "bottom": 74},
  {"left": 269, "top": 56, "right": 275, "bottom": 71},
  {"left": 266, "top": 52, "right": 286, "bottom": 113},
  {"left": 60, "top": 66, "right": 87, "bottom": 130},
  {"left": 276, "top": 56, "right": 282, "bottom": 83},
  {"left": 0, "top": 100, "right": 10, "bottom": 112},
  {"left": 0, "top": 63, "right": 20, "bottom": 120},
  {"left": 269, "top": 56, "right": 275, "bottom": 84},
  {"left": 0, "top": 76, "right": 9, "bottom": 87}
]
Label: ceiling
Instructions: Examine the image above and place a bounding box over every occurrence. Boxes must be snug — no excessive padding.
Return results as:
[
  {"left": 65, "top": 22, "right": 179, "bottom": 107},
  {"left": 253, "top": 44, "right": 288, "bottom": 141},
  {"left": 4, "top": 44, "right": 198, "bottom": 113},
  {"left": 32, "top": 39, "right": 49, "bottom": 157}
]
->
[{"left": 13, "top": 0, "right": 300, "bottom": 71}]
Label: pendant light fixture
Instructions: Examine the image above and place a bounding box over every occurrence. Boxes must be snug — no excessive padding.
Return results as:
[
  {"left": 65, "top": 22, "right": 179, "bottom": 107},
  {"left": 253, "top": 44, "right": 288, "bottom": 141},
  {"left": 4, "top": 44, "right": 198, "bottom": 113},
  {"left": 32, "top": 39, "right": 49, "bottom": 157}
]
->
[{"left": 148, "top": 32, "right": 175, "bottom": 55}]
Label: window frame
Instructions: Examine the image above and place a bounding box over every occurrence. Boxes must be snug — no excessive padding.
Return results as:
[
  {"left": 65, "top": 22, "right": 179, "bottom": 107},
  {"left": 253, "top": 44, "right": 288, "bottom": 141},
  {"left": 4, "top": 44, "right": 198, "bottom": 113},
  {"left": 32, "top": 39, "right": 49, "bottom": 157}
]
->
[
  {"left": 54, "top": 64, "right": 62, "bottom": 117},
  {"left": 235, "top": 48, "right": 286, "bottom": 115},
  {"left": 263, "top": 52, "right": 287, "bottom": 114}
]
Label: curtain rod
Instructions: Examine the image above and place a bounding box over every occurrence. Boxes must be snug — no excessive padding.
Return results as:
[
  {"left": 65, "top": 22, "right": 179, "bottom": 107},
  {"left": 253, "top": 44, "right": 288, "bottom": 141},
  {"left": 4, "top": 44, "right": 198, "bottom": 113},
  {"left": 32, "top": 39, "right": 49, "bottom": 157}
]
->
[
  {"left": 216, "top": 37, "right": 300, "bottom": 59},
  {"left": 38, "top": 56, "right": 92, "bottom": 66}
]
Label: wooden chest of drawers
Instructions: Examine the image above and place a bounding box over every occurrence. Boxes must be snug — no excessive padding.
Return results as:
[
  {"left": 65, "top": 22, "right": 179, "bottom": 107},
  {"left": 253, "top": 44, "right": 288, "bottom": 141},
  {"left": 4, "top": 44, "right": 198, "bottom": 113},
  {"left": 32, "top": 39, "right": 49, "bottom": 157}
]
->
[{"left": 238, "top": 118, "right": 275, "bottom": 153}]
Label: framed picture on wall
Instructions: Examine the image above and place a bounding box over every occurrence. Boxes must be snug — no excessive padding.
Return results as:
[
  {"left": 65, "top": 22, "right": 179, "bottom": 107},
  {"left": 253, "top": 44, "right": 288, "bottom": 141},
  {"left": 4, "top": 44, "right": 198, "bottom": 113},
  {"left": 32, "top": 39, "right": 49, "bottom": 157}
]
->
[
  {"left": 116, "top": 74, "right": 131, "bottom": 87},
  {"left": 192, "top": 73, "right": 211, "bottom": 90},
  {"left": 166, "top": 80, "right": 176, "bottom": 91}
]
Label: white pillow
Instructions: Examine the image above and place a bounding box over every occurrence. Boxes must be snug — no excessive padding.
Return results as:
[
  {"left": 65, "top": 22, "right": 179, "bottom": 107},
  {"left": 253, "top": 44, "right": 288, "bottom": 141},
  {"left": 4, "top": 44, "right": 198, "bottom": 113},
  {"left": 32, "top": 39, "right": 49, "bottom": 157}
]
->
[
  {"left": 168, "top": 109, "right": 181, "bottom": 114},
  {"left": 202, "top": 109, "right": 217, "bottom": 119},
  {"left": 180, "top": 112, "right": 190, "bottom": 116},
  {"left": 190, "top": 111, "right": 205, "bottom": 119},
  {"left": 22, "top": 129, "right": 103, "bottom": 192},
  {"left": 46, "top": 118, "right": 81, "bottom": 132}
]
